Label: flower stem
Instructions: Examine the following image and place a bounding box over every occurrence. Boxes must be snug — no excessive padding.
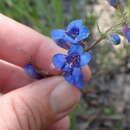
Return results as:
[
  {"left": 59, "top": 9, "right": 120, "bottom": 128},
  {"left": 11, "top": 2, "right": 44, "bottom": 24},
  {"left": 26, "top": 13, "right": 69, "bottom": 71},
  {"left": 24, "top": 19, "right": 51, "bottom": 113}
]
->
[
  {"left": 85, "top": 36, "right": 105, "bottom": 51},
  {"left": 85, "top": 23, "right": 122, "bottom": 52}
]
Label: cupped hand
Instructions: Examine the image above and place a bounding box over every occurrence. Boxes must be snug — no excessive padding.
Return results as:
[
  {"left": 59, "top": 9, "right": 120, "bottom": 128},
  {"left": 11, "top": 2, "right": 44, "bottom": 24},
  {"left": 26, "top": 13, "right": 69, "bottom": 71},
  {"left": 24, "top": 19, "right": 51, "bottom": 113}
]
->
[{"left": 0, "top": 14, "right": 91, "bottom": 130}]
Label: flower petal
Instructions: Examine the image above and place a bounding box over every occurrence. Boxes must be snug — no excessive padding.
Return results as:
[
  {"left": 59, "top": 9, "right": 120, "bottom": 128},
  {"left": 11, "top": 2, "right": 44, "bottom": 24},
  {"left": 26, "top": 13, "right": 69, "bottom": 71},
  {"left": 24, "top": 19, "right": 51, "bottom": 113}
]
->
[
  {"left": 68, "top": 45, "right": 83, "bottom": 55},
  {"left": 51, "top": 29, "right": 65, "bottom": 40},
  {"left": 52, "top": 54, "right": 66, "bottom": 69},
  {"left": 67, "top": 19, "right": 83, "bottom": 32},
  {"left": 76, "top": 26, "right": 90, "bottom": 41},
  {"left": 72, "top": 68, "right": 84, "bottom": 88},
  {"left": 80, "top": 52, "right": 92, "bottom": 66},
  {"left": 62, "top": 64, "right": 72, "bottom": 73},
  {"left": 64, "top": 34, "right": 78, "bottom": 44},
  {"left": 122, "top": 25, "right": 129, "bottom": 34},
  {"left": 56, "top": 39, "right": 71, "bottom": 49},
  {"left": 24, "top": 64, "right": 43, "bottom": 79},
  {"left": 126, "top": 31, "right": 130, "bottom": 42},
  {"left": 64, "top": 73, "right": 74, "bottom": 84}
]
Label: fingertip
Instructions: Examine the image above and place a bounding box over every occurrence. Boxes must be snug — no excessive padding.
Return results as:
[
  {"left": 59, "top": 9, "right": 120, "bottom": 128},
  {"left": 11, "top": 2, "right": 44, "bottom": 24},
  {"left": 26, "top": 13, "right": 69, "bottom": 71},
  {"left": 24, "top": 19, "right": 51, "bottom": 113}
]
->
[
  {"left": 0, "top": 14, "right": 66, "bottom": 75},
  {"left": 48, "top": 63, "right": 62, "bottom": 75},
  {"left": 34, "top": 37, "right": 66, "bottom": 75}
]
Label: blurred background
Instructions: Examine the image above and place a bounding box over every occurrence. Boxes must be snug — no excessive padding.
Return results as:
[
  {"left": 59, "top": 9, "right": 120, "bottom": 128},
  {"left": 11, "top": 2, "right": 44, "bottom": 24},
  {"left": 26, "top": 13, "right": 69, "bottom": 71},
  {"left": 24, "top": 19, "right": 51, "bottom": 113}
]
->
[{"left": 0, "top": 0, "right": 130, "bottom": 130}]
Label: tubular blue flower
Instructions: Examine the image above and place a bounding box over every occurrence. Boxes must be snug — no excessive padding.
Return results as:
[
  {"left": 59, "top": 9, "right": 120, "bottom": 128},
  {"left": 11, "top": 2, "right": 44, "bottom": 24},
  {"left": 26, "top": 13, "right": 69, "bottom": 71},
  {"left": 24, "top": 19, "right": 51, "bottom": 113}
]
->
[
  {"left": 110, "top": 34, "right": 121, "bottom": 45},
  {"left": 24, "top": 64, "right": 43, "bottom": 79},
  {"left": 52, "top": 45, "right": 92, "bottom": 88},
  {"left": 122, "top": 25, "right": 130, "bottom": 42},
  {"left": 107, "top": 0, "right": 120, "bottom": 8},
  {"left": 51, "top": 20, "right": 90, "bottom": 47},
  {"left": 51, "top": 30, "right": 71, "bottom": 49}
]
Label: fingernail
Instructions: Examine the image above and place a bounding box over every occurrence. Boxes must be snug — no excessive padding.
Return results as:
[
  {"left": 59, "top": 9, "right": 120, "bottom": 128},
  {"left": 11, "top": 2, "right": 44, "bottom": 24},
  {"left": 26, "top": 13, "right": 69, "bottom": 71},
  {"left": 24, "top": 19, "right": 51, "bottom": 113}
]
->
[{"left": 50, "top": 80, "right": 81, "bottom": 113}]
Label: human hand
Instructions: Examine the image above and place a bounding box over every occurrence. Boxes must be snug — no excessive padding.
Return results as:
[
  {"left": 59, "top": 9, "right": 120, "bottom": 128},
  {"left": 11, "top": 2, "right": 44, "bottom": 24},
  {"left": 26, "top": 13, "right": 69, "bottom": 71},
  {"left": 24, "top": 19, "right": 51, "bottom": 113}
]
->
[{"left": 0, "top": 14, "right": 91, "bottom": 130}]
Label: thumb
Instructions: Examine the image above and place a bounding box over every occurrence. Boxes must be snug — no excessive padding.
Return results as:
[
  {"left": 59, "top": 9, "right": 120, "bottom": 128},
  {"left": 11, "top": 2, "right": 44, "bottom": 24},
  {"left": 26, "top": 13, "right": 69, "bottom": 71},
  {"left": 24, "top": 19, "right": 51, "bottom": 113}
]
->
[{"left": 0, "top": 76, "right": 80, "bottom": 130}]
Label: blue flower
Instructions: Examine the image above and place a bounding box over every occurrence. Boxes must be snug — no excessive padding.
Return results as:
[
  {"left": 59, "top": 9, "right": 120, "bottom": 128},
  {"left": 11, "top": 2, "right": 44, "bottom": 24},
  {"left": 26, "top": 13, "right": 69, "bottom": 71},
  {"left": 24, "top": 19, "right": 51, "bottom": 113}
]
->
[
  {"left": 110, "top": 34, "right": 121, "bottom": 45},
  {"left": 122, "top": 25, "right": 130, "bottom": 42},
  {"left": 125, "top": 31, "right": 130, "bottom": 42},
  {"left": 24, "top": 64, "right": 43, "bottom": 79},
  {"left": 107, "top": 0, "right": 120, "bottom": 8},
  {"left": 51, "top": 20, "right": 90, "bottom": 47},
  {"left": 52, "top": 45, "right": 92, "bottom": 88},
  {"left": 51, "top": 30, "right": 71, "bottom": 49}
]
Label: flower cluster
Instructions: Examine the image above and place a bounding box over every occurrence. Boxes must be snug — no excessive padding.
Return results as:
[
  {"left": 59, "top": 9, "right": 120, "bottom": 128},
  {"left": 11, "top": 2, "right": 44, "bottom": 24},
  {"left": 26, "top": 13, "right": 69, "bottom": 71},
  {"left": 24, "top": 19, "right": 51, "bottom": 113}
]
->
[
  {"left": 51, "top": 16, "right": 129, "bottom": 88},
  {"left": 51, "top": 20, "right": 90, "bottom": 49},
  {"left": 23, "top": 0, "right": 130, "bottom": 89},
  {"left": 51, "top": 20, "right": 92, "bottom": 88}
]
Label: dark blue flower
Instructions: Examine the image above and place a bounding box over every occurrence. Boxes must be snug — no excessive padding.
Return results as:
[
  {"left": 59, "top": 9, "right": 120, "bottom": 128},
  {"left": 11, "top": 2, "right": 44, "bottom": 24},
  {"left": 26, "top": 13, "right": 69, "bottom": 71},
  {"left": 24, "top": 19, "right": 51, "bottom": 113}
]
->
[
  {"left": 110, "top": 34, "right": 121, "bottom": 45},
  {"left": 122, "top": 25, "right": 130, "bottom": 42},
  {"left": 24, "top": 64, "right": 43, "bottom": 79},
  {"left": 107, "top": 0, "right": 120, "bottom": 8},
  {"left": 51, "top": 20, "right": 90, "bottom": 47},
  {"left": 51, "top": 29, "right": 71, "bottom": 49},
  {"left": 52, "top": 45, "right": 92, "bottom": 88}
]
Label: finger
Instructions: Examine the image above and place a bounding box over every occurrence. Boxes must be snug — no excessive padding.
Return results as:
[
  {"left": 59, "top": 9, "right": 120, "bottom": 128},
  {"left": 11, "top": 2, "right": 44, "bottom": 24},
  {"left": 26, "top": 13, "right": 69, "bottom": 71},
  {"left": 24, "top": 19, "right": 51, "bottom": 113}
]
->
[
  {"left": 0, "top": 14, "right": 65, "bottom": 74},
  {"left": 46, "top": 116, "right": 70, "bottom": 130},
  {"left": 0, "top": 14, "right": 91, "bottom": 81},
  {"left": 0, "top": 76, "right": 80, "bottom": 129},
  {"left": 0, "top": 59, "right": 91, "bottom": 93},
  {"left": 0, "top": 59, "right": 35, "bottom": 93}
]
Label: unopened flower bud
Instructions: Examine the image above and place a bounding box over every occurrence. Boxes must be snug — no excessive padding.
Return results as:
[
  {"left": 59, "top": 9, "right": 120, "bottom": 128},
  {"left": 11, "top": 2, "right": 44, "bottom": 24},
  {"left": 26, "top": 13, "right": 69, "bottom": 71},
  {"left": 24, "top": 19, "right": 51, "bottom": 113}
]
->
[{"left": 107, "top": 0, "right": 120, "bottom": 8}]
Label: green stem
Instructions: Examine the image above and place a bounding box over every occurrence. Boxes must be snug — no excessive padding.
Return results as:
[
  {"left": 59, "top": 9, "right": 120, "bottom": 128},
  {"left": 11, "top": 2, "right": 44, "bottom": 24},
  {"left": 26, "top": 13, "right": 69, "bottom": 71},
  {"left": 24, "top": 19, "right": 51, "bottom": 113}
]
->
[
  {"left": 85, "top": 36, "right": 105, "bottom": 51},
  {"left": 85, "top": 23, "right": 122, "bottom": 52}
]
